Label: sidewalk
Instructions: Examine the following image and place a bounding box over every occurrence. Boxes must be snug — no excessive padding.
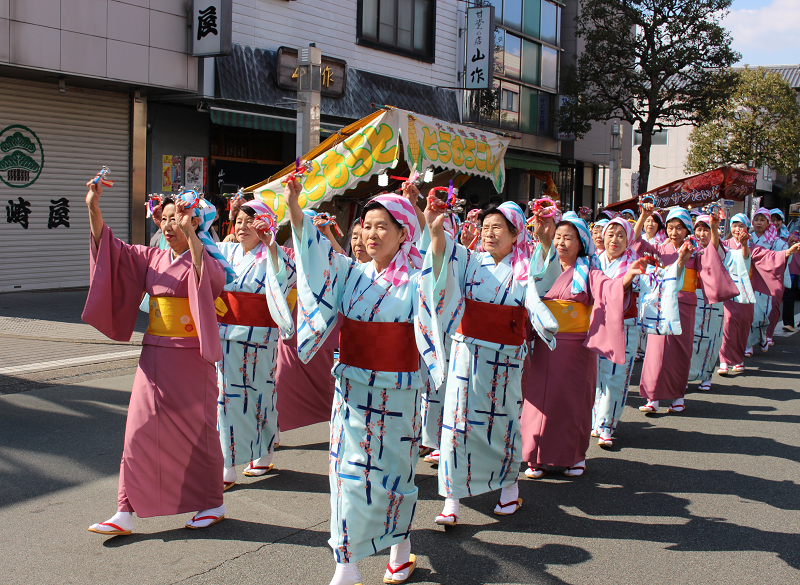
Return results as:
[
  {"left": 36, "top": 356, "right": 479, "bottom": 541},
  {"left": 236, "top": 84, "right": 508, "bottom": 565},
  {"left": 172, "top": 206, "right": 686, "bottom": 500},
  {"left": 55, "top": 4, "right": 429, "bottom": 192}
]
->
[{"left": 0, "top": 290, "right": 145, "bottom": 392}]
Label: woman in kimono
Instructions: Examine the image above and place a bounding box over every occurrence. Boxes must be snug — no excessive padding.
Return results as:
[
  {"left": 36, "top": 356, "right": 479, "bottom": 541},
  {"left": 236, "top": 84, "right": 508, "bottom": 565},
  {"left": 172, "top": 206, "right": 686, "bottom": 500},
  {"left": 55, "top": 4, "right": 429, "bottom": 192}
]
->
[
  {"left": 285, "top": 179, "right": 444, "bottom": 585},
  {"left": 766, "top": 209, "right": 791, "bottom": 342},
  {"left": 718, "top": 214, "right": 798, "bottom": 372},
  {"left": 520, "top": 214, "right": 645, "bottom": 478},
  {"left": 748, "top": 208, "right": 789, "bottom": 354},
  {"left": 642, "top": 210, "right": 668, "bottom": 245},
  {"left": 83, "top": 180, "right": 231, "bottom": 536},
  {"left": 591, "top": 218, "right": 608, "bottom": 253},
  {"left": 422, "top": 201, "right": 558, "bottom": 525},
  {"left": 633, "top": 207, "right": 738, "bottom": 413},
  {"left": 687, "top": 215, "right": 728, "bottom": 391},
  {"left": 216, "top": 199, "right": 296, "bottom": 490},
  {"left": 592, "top": 218, "right": 641, "bottom": 447}
]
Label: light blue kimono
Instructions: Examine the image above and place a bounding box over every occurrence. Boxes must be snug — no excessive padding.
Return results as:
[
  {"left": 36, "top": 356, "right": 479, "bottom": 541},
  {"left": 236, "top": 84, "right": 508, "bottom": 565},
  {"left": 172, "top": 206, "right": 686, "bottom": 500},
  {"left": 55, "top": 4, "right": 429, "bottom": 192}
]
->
[
  {"left": 291, "top": 214, "right": 443, "bottom": 564},
  {"left": 420, "top": 237, "right": 557, "bottom": 500},
  {"left": 689, "top": 246, "right": 754, "bottom": 382},
  {"left": 216, "top": 242, "right": 295, "bottom": 467}
]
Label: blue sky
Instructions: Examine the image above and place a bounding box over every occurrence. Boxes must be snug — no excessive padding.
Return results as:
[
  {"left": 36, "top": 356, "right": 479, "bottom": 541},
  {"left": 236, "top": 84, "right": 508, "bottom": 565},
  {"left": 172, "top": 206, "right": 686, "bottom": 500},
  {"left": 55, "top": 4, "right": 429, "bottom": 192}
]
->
[{"left": 725, "top": 0, "right": 799, "bottom": 66}]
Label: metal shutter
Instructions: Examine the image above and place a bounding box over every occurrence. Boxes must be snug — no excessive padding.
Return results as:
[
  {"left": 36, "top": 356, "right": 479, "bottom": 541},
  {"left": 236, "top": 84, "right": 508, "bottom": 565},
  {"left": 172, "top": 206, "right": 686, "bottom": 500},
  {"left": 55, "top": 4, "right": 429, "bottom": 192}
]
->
[{"left": 0, "top": 78, "right": 130, "bottom": 292}]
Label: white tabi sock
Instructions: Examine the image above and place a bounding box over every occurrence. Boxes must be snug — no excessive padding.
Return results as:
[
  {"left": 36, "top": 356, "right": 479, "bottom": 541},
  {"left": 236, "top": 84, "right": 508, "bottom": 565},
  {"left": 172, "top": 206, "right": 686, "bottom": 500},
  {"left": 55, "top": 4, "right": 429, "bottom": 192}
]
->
[
  {"left": 499, "top": 481, "right": 519, "bottom": 504},
  {"left": 671, "top": 397, "right": 685, "bottom": 407},
  {"left": 385, "top": 538, "right": 413, "bottom": 581},
  {"left": 329, "top": 562, "right": 362, "bottom": 585},
  {"left": 253, "top": 451, "right": 274, "bottom": 468},
  {"left": 223, "top": 465, "right": 237, "bottom": 483},
  {"left": 89, "top": 511, "right": 133, "bottom": 534},
  {"left": 186, "top": 504, "right": 225, "bottom": 528},
  {"left": 647, "top": 400, "right": 659, "bottom": 410},
  {"left": 441, "top": 497, "right": 460, "bottom": 519}
]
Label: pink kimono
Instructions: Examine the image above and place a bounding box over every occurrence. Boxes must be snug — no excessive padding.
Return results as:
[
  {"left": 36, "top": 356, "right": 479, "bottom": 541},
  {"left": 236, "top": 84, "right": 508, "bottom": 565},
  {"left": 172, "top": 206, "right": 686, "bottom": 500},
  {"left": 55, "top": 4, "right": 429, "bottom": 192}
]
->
[
  {"left": 719, "top": 239, "right": 787, "bottom": 365},
  {"left": 275, "top": 304, "right": 339, "bottom": 432},
  {"left": 82, "top": 225, "right": 226, "bottom": 518},
  {"left": 634, "top": 240, "right": 738, "bottom": 402},
  {"left": 521, "top": 265, "right": 627, "bottom": 467}
]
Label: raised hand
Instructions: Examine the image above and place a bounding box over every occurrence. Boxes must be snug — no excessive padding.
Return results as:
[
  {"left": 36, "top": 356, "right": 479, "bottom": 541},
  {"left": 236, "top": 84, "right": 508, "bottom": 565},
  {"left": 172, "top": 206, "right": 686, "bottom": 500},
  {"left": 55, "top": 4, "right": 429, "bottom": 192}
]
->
[
  {"left": 85, "top": 180, "right": 103, "bottom": 208},
  {"left": 787, "top": 242, "right": 800, "bottom": 257},
  {"left": 424, "top": 192, "right": 447, "bottom": 233},
  {"left": 175, "top": 199, "right": 194, "bottom": 235},
  {"left": 677, "top": 240, "right": 695, "bottom": 267}
]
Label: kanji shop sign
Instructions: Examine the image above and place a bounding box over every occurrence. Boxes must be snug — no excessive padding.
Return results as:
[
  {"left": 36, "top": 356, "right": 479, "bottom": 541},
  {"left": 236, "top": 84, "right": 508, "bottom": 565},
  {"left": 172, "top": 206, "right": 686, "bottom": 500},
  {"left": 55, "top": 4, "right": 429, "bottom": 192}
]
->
[
  {"left": 0, "top": 125, "right": 44, "bottom": 188},
  {"left": 191, "top": 0, "right": 232, "bottom": 57},
  {"left": 276, "top": 47, "right": 347, "bottom": 98},
  {"left": 465, "top": 5, "right": 494, "bottom": 90}
]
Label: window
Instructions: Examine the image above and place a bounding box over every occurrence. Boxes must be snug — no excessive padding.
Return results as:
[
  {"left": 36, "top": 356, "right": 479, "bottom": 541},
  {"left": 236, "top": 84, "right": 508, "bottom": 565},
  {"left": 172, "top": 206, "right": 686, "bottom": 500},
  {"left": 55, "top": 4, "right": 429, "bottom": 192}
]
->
[
  {"left": 503, "top": 0, "right": 522, "bottom": 31},
  {"left": 359, "top": 0, "right": 435, "bottom": 61},
  {"left": 540, "top": 0, "right": 560, "bottom": 46},
  {"left": 504, "top": 33, "right": 521, "bottom": 80},
  {"left": 521, "top": 39, "right": 539, "bottom": 85},
  {"left": 501, "top": 82, "right": 520, "bottom": 130},
  {"left": 522, "top": 0, "right": 540, "bottom": 38},
  {"left": 541, "top": 45, "right": 558, "bottom": 90},
  {"left": 633, "top": 129, "right": 669, "bottom": 146}
]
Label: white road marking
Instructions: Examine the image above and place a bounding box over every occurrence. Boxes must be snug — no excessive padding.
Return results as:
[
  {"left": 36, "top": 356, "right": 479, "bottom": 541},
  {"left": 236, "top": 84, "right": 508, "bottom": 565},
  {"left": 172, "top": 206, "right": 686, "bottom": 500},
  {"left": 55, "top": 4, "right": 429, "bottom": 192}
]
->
[{"left": 0, "top": 349, "right": 141, "bottom": 375}]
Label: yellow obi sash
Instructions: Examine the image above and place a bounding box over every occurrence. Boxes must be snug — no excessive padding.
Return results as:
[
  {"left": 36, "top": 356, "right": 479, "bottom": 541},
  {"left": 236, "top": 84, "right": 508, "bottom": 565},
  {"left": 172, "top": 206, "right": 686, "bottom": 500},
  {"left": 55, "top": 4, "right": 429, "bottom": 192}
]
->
[
  {"left": 543, "top": 300, "right": 591, "bottom": 334},
  {"left": 147, "top": 296, "right": 198, "bottom": 337},
  {"left": 681, "top": 268, "right": 698, "bottom": 292},
  {"left": 287, "top": 289, "right": 298, "bottom": 311}
]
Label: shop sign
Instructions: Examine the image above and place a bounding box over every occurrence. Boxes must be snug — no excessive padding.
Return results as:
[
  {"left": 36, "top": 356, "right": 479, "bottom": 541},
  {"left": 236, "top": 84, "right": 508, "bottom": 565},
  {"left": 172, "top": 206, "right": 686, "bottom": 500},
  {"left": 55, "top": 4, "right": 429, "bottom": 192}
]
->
[
  {"left": 276, "top": 47, "right": 347, "bottom": 98},
  {"left": 254, "top": 108, "right": 510, "bottom": 224},
  {"left": 191, "top": 0, "right": 232, "bottom": 57},
  {"left": 465, "top": 6, "right": 494, "bottom": 90},
  {"left": 0, "top": 125, "right": 44, "bottom": 188}
]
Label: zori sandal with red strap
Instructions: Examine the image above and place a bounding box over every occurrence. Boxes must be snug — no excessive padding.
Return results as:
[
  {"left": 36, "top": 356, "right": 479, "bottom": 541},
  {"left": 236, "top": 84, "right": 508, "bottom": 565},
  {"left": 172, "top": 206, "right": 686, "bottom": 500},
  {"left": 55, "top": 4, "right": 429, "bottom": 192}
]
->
[
  {"left": 493, "top": 497, "right": 523, "bottom": 516},
  {"left": 383, "top": 554, "right": 417, "bottom": 584},
  {"left": 185, "top": 505, "right": 225, "bottom": 529}
]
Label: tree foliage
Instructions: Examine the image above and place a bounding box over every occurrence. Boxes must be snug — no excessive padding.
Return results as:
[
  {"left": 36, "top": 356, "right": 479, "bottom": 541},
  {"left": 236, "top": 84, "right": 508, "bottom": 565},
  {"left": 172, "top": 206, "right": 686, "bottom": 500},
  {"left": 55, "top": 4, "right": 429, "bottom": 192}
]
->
[
  {"left": 686, "top": 67, "right": 800, "bottom": 184},
  {"left": 560, "top": 0, "right": 740, "bottom": 195}
]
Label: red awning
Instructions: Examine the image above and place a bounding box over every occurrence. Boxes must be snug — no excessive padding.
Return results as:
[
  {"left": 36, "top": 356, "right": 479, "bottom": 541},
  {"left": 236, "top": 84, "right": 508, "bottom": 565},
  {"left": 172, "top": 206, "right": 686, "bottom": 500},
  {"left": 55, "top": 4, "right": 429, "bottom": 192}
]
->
[{"left": 605, "top": 166, "right": 758, "bottom": 212}]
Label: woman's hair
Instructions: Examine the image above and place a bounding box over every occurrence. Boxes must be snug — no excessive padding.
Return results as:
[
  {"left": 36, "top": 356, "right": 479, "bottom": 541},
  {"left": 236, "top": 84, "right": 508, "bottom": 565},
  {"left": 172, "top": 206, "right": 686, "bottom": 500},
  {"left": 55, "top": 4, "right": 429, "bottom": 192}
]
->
[
  {"left": 555, "top": 220, "right": 587, "bottom": 257},
  {"left": 478, "top": 204, "right": 517, "bottom": 236},
  {"left": 360, "top": 199, "right": 403, "bottom": 230},
  {"left": 647, "top": 213, "right": 664, "bottom": 229},
  {"left": 239, "top": 203, "right": 258, "bottom": 218},
  {"left": 160, "top": 196, "right": 201, "bottom": 233}
]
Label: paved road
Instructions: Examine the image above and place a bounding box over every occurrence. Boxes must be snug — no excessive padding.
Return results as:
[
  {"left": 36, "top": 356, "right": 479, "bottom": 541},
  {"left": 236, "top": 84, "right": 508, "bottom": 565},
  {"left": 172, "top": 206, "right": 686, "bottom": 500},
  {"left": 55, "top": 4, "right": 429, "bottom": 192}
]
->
[{"left": 0, "top": 291, "right": 798, "bottom": 584}]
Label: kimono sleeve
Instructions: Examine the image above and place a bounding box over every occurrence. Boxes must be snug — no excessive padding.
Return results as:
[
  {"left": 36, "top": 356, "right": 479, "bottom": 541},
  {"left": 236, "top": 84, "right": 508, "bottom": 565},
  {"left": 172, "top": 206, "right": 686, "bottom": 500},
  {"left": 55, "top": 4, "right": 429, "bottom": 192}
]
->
[
  {"left": 82, "top": 224, "right": 158, "bottom": 341},
  {"left": 189, "top": 251, "right": 226, "bottom": 363},
  {"left": 524, "top": 277, "right": 558, "bottom": 351},
  {"left": 637, "top": 262, "right": 683, "bottom": 336},
  {"left": 529, "top": 243, "right": 561, "bottom": 296},
  {"left": 749, "top": 246, "right": 788, "bottom": 297},
  {"left": 584, "top": 267, "right": 627, "bottom": 365},
  {"left": 723, "top": 248, "right": 756, "bottom": 304},
  {"left": 417, "top": 235, "right": 470, "bottom": 388},
  {"left": 698, "top": 242, "right": 739, "bottom": 304},
  {"left": 292, "top": 214, "right": 351, "bottom": 363},
  {"left": 263, "top": 245, "right": 297, "bottom": 340}
]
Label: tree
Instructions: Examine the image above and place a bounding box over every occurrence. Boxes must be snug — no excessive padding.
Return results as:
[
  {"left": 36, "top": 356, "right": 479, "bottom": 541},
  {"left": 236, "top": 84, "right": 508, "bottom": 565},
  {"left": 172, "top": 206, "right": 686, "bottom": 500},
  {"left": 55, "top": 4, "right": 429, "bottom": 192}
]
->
[
  {"left": 685, "top": 67, "right": 800, "bottom": 187},
  {"left": 560, "top": 0, "right": 740, "bottom": 196}
]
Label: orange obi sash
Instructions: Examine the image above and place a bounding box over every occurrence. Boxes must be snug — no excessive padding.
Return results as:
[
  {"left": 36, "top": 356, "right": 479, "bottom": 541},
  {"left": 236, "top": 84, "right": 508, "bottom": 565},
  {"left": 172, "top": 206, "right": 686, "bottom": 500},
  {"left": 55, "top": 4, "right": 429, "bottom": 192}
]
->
[
  {"left": 338, "top": 317, "right": 419, "bottom": 372},
  {"left": 624, "top": 292, "right": 639, "bottom": 321},
  {"left": 543, "top": 300, "right": 591, "bottom": 334},
  {"left": 216, "top": 291, "right": 277, "bottom": 328},
  {"left": 147, "top": 296, "right": 198, "bottom": 337},
  {"left": 681, "top": 268, "right": 699, "bottom": 292},
  {"left": 455, "top": 299, "right": 527, "bottom": 346}
]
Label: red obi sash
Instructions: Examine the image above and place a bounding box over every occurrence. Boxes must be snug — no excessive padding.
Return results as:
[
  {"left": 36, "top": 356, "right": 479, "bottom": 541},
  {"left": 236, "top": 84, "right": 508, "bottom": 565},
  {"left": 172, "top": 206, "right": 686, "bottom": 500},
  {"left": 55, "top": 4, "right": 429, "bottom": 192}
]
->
[
  {"left": 624, "top": 292, "right": 638, "bottom": 321},
  {"left": 338, "top": 317, "right": 419, "bottom": 372},
  {"left": 217, "top": 291, "right": 278, "bottom": 328},
  {"left": 456, "top": 298, "right": 527, "bottom": 346}
]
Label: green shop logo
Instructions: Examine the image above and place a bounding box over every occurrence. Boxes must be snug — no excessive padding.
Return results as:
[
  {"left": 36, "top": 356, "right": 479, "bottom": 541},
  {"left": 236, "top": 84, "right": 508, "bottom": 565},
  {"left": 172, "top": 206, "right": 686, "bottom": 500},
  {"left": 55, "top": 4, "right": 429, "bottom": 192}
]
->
[{"left": 0, "top": 125, "right": 44, "bottom": 188}]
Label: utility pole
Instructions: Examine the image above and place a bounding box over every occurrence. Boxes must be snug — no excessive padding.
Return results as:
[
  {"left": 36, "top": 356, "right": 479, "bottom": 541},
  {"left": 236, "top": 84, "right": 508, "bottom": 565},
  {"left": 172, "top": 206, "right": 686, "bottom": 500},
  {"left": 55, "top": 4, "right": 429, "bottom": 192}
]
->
[
  {"left": 609, "top": 122, "right": 622, "bottom": 203},
  {"left": 297, "top": 43, "right": 322, "bottom": 156}
]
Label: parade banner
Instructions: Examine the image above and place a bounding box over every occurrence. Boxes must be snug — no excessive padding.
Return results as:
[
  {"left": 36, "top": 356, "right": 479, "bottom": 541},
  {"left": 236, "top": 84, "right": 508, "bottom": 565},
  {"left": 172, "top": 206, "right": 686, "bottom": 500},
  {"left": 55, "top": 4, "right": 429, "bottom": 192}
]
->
[
  {"left": 605, "top": 166, "right": 757, "bottom": 212},
  {"left": 252, "top": 108, "right": 510, "bottom": 224}
]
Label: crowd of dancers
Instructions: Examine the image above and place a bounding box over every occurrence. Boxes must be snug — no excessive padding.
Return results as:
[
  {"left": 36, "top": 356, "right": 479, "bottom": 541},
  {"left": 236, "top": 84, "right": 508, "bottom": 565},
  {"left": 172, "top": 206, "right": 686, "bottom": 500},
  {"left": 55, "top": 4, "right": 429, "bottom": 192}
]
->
[{"left": 81, "top": 174, "right": 799, "bottom": 585}]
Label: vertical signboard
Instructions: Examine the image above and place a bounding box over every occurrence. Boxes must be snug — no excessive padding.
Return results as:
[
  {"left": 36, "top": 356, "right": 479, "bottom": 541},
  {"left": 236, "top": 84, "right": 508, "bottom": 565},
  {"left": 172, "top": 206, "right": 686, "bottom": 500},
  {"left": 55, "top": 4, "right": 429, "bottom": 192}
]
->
[
  {"left": 465, "top": 6, "right": 494, "bottom": 90},
  {"left": 191, "top": 0, "right": 233, "bottom": 57}
]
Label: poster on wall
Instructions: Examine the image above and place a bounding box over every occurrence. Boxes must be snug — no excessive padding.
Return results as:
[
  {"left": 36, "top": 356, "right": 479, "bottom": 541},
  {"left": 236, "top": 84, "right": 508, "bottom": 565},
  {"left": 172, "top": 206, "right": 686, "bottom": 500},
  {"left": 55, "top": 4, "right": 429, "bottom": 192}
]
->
[
  {"left": 184, "top": 156, "right": 207, "bottom": 191},
  {"left": 162, "top": 155, "right": 173, "bottom": 191},
  {"left": 171, "top": 155, "right": 182, "bottom": 191}
]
